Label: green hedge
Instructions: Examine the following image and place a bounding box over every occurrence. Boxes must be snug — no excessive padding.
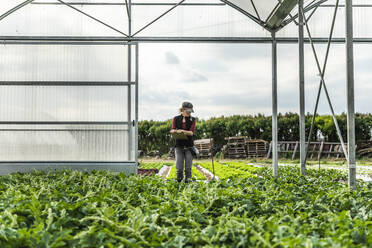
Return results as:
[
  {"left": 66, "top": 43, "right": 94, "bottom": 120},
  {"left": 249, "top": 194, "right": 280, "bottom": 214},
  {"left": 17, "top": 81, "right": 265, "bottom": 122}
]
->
[{"left": 139, "top": 113, "right": 372, "bottom": 155}]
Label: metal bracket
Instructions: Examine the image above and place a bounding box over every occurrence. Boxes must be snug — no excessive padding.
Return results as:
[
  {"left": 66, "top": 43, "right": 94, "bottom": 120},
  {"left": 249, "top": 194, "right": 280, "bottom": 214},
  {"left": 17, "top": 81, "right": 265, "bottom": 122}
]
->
[{"left": 348, "top": 164, "right": 356, "bottom": 169}]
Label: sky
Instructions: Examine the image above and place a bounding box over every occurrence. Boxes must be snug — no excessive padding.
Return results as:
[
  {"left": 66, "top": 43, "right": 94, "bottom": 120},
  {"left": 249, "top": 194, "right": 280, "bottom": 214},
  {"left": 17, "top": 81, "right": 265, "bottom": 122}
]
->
[{"left": 139, "top": 42, "right": 372, "bottom": 121}]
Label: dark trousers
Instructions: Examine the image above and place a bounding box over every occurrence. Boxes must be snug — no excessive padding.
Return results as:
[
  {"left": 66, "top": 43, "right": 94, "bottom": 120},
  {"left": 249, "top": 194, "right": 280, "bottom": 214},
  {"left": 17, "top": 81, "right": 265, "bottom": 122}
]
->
[{"left": 175, "top": 147, "right": 193, "bottom": 182}]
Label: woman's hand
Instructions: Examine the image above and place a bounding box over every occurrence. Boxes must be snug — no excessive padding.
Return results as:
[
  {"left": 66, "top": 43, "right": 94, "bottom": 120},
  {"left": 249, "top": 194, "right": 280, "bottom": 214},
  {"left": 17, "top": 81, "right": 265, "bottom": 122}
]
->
[
  {"left": 171, "top": 129, "right": 193, "bottom": 136},
  {"left": 183, "top": 130, "right": 193, "bottom": 136}
]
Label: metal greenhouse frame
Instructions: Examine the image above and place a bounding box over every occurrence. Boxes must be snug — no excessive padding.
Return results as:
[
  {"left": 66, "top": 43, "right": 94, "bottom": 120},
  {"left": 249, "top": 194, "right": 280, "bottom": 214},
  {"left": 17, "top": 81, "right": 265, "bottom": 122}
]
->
[{"left": 0, "top": 0, "right": 367, "bottom": 188}]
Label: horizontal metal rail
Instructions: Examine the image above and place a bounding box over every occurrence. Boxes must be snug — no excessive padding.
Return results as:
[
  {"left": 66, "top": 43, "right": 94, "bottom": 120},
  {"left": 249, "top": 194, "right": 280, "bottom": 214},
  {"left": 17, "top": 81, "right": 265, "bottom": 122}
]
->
[
  {"left": 0, "top": 161, "right": 135, "bottom": 163},
  {"left": 0, "top": 162, "right": 138, "bottom": 175},
  {"left": 2, "top": 36, "right": 372, "bottom": 43},
  {"left": 319, "top": 4, "right": 372, "bottom": 7},
  {"left": 0, "top": 129, "right": 129, "bottom": 131},
  {"left": 31, "top": 2, "right": 226, "bottom": 6},
  {"left": 29, "top": 1, "right": 372, "bottom": 7},
  {"left": 0, "top": 121, "right": 129, "bottom": 125},
  {"left": 0, "top": 81, "right": 135, "bottom": 86}
]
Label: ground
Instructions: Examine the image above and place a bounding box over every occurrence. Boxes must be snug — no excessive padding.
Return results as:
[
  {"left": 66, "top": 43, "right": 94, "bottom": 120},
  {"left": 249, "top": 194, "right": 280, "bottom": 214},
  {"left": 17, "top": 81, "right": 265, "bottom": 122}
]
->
[{"left": 139, "top": 157, "right": 372, "bottom": 182}]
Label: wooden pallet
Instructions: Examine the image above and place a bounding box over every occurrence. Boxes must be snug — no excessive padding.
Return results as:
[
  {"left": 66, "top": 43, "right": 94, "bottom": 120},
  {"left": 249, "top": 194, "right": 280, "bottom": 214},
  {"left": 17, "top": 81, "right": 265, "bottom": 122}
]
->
[
  {"left": 246, "top": 139, "right": 268, "bottom": 158},
  {"left": 266, "top": 141, "right": 347, "bottom": 160},
  {"left": 246, "top": 139, "right": 269, "bottom": 157},
  {"left": 224, "top": 136, "right": 249, "bottom": 158},
  {"left": 194, "top": 138, "right": 213, "bottom": 159}
]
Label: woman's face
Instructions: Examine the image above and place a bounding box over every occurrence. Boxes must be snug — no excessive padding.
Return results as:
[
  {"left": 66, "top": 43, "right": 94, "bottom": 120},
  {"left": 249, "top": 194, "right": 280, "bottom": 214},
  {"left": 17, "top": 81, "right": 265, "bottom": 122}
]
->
[{"left": 182, "top": 109, "right": 191, "bottom": 117}]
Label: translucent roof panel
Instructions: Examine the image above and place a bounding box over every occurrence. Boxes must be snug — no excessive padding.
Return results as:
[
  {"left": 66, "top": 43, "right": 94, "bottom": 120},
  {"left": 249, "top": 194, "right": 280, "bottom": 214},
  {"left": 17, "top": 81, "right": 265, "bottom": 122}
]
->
[
  {"left": 225, "top": 0, "right": 298, "bottom": 30},
  {"left": 0, "top": 0, "right": 128, "bottom": 36},
  {"left": 282, "top": 0, "right": 331, "bottom": 27},
  {"left": 2, "top": 0, "right": 371, "bottom": 38},
  {"left": 225, "top": 0, "right": 258, "bottom": 18},
  {"left": 132, "top": 3, "right": 271, "bottom": 37},
  {"left": 0, "top": 0, "right": 28, "bottom": 15},
  {"left": 251, "top": 0, "right": 279, "bottom": 21},
  {"left": 277, "top": 2, "right": 372, "bottom": 39}
]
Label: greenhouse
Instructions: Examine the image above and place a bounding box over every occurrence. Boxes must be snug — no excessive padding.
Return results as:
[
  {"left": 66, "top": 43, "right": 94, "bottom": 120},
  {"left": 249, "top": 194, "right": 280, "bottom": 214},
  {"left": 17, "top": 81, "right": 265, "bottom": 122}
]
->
[
  {"left": 1, "top": 0, "right": 368, "bottom": 185},
  {"left": 0, "top": 1, "right": 371, "bottom": 246}
]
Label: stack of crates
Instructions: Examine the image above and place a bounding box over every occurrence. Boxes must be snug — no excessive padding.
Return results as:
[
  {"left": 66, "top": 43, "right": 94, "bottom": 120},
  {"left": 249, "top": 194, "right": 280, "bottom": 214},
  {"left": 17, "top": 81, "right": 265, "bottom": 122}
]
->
[
  {"left": 225, "top": 136, "right": 247, "bottom": 158},
  {"left": 246, "top": 139, "right": 268, "bottom": 158},
  {"left": 194, "top": 138, "right": 213, "bottom": 159}
]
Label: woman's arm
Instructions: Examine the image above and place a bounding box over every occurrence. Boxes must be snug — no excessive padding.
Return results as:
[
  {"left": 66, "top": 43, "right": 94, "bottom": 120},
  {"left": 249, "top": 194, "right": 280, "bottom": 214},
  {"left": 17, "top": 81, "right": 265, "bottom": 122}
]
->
[
  {"left": 170, "top": 117, "right": 176, "bottom": 133},
  {"left": 182, "top": 119, "right": 196, "bottom": 136}
]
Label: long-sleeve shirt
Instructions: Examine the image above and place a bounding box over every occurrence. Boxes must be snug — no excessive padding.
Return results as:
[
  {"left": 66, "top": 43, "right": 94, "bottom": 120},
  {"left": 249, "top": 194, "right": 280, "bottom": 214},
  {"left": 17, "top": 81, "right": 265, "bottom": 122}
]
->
[{"left": 172, "top": 117, "right": 196, "bottom": 132}]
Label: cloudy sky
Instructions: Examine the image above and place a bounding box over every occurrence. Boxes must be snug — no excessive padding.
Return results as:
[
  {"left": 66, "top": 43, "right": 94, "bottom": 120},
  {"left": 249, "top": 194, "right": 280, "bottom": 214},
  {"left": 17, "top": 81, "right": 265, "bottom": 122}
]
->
[{"left": 139, "top": 42, "right": 372, "bottom": 121}]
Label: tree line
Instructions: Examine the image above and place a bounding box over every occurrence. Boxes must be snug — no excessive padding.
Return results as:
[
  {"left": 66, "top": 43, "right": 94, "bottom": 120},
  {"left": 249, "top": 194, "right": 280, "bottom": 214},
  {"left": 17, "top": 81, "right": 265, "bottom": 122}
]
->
[{"left": 138, "top": 113, "right": 372, "bottom": 155}]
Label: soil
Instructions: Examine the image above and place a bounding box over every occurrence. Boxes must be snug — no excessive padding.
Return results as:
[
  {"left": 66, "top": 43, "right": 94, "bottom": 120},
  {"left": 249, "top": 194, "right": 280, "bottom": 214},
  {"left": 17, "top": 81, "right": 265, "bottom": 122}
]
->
[{"left": 195, "top": 165, "right": 213, "bottom": 181}]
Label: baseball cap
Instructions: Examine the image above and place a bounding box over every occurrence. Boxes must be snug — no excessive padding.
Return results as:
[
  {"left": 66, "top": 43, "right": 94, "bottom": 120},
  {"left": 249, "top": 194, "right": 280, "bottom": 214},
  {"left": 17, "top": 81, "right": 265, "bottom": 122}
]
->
[{"left": 182, "top": 101, "right": 194, "bottom": 113}]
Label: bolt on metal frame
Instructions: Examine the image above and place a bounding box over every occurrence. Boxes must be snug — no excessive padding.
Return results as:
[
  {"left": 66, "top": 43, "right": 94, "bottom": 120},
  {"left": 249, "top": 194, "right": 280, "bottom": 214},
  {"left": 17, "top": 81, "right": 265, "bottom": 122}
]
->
[{"left": 0, "top": 0, "right": 362, "bottom": 187}]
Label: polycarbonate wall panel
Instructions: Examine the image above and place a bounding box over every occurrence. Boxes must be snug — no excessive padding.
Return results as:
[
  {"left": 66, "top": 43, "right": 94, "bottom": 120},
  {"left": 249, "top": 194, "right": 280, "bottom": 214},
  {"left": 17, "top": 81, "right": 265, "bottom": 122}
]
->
[
  {"left": 0, "top": 1, "right": 128, "bottom": 36},
  {"left": 0, "top": 45, "right": 128, "bottom": 82},
  {"left": 0, "top": 42, "right": 135, "bottom": 163},
  {"left": 0, "top": 86, "right": 128, "bottom": 121},
  {"left": 0, "top": 125, "right": 129, "bottom": 161}
]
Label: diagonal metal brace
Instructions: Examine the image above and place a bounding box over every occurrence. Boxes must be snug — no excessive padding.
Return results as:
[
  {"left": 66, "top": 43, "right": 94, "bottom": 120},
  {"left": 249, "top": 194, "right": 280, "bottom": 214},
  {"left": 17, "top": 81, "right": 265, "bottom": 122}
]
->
[
  {"left": 304, "top": 0, "right": 340, "bottom": 165},
  {"left": 57, "top": 0, "right": 128, "bottom": 37},
  {"left": 132, "top": 0, "right": 186, "bottom": 36},
  {"left": 0, "top": 0, "right": 34, "bottom": 22},
  {"left": 301, "top": 0, "right": 348, "bottom": 158}
]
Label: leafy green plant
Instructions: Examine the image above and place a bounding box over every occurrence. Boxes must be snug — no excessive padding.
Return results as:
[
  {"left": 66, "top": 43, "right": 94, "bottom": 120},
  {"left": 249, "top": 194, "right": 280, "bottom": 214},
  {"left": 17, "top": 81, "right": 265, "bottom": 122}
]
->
[{"left": 0, "top": 168, "right": 370, "bottom": 247}]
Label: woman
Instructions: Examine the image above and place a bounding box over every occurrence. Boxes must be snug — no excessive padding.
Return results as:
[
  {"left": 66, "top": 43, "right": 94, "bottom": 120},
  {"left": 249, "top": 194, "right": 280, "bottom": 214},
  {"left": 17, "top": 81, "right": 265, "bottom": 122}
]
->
[{"left": 170, "top": 102, "right": 196, "bottom": 183}]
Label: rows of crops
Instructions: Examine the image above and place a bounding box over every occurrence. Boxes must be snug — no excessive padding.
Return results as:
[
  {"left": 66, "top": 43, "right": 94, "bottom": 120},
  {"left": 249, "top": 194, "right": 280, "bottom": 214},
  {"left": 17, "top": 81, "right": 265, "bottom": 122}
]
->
[
  {"left": 168, "top": 166, "right": 206, "bottom": 180},
  {"left": 139, "top": 160, "right": 261, "bottom": 180},
  {"left": 195, "top": 161, "right": 261, "bottom": 180},
  {"left": 0, "top": 165, "right": 370, "bottom": 247}
]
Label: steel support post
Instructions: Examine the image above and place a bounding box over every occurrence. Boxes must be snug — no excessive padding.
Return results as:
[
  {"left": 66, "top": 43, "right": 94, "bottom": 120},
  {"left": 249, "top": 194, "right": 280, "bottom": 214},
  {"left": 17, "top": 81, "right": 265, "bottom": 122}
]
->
[
  {"left": 346, "top": 0, "right": 356, "bottom": 189},
  {"left": 127, "top": 0, "right": 132, "bottom": 161},
  {"left": 271, "top": 32, "right": 278, "bottom": 177},
  {"left": 135, "top": 44, "right": 139, "bottom": 169},
  {"left": 298, "top": 0, "right": 306, "bottom": 175}
]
